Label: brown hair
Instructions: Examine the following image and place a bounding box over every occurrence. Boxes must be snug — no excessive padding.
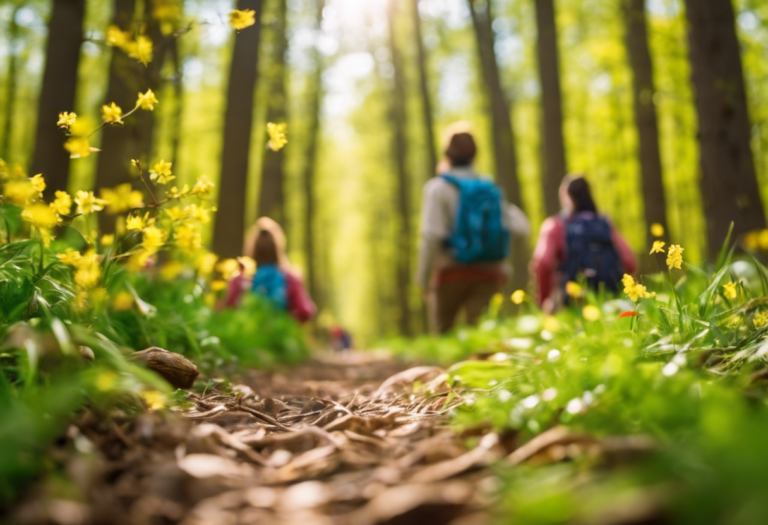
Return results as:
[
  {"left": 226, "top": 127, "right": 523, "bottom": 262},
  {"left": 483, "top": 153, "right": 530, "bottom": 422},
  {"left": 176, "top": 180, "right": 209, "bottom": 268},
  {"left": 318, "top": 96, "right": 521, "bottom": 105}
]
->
[
  {"left": 562, "top": 174, "right": 598, "bottom": 214},
  {"left": 253, "top": 229, "right": 279, "bottom": 265},
  {"left": 441, "top": 121, "right": 477, "bottom": 167}
]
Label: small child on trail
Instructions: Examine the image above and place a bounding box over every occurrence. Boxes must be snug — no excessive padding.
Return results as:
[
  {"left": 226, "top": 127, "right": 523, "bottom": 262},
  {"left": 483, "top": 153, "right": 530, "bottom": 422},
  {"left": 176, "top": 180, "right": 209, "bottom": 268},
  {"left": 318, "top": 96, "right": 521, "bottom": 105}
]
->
[
  {"left": 417, "top": 123, "right": 530, "bottom": 334},
  {"left": 223, "top": 217, "right": 316, "bottom": 323},
  {"left": 531, "top": 174, "right": 637, "bottom": 312}
]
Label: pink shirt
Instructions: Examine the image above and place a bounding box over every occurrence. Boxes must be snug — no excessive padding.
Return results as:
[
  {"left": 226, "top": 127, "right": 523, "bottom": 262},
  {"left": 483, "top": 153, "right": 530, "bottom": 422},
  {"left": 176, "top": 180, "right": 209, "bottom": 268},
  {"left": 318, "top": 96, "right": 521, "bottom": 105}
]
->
[
  {"left": 222, "top": 270, "right": 316, "bottom": 324},
  {"left": 531, "top": 215, "right": 637, "bottom": 306}
]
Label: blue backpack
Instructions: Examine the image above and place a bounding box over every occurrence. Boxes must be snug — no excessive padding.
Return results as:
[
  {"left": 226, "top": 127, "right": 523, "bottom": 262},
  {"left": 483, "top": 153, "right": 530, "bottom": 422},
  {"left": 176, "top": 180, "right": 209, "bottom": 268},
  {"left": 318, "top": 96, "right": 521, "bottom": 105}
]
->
[
  {"left": 251, "top": 264, "right": 288, "bottom": 309},
  {"left": 441, "top": 174, "right": 511, "bottom": 264},
  {"left": 561, "top": 212, "right": 623, "bottom": 293}
]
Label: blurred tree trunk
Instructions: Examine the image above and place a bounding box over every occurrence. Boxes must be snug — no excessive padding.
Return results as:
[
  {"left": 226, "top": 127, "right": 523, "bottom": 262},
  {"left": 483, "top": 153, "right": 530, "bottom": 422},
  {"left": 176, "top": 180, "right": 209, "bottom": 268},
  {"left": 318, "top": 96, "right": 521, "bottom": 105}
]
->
[
  {"left": 411, "top": 0, "right": 437, "bottom": 178},
  {"left": 30, "top": 0, "right": 86, "bottom": 197},
  {"left": 388, "top": 0, "right": 412, "bottom": 336},
  {"left": 301, "top": 0, "right": 325, "bottom": 305},
  {"left": 169, "top": 37, "right": 184, "bottom": 169},
  {"left": 2, "top": 5, "right": 22, "bottom": 162},
  {"left": 684, "top": 0, "right": 766, "bottom": 259},
  {"left": 213, "top": 0, "right": 264, "bottom": 258},
  {"left": 534, "top": 0, "right": 567, "bottom": 217},
  {"left": 467, "top": 0, "right": 529, "bottom": 291},
  {"left": 258, "top": 0, "right": 288, "bottom": 226},
  {"left": 624, "top": 0, "right": 668, "bottom": 265}
]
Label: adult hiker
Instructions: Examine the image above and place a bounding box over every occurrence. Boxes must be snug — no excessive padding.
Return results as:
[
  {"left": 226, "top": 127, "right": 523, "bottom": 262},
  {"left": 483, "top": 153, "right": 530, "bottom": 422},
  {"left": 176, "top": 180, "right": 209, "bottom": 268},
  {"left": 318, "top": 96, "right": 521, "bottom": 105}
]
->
[
  {"left": 417, "top": 123, "right": 530, "bottom": 334},
  {"left": 223, "top": 217, "right": 316, "bottom": 323},
  {"left": 531, "top": 174, "right": 637, "bottom": 312}
]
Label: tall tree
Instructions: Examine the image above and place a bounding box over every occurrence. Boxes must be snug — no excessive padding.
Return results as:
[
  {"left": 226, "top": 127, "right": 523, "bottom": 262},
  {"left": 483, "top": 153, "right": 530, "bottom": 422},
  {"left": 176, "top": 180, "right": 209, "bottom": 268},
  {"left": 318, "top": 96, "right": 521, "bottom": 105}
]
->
[
  {"left": 624, "top": 0, "right": 668, "bottom": 260},
  {"left": 258, "top": 0, "right": 289, "bottom": 225},
  {"left": 213, "top": 0, "right": 264, "bottom": 258},
  {"left": 301, "top": 0, "right": 325, "bottom": 304},
  {"left": 684, "top": 0, "right": 766, "bottom": 259},
  {"left": 411, "top": 0, "right": 437, "bottom": 178},
  {"left": 467, "top": 0, "right": 529, "bottom": 290},
  {"left": 534, "top": 0, "right": 567, "bottom": 217},
  {"left": 388, "top": 0, "right": 413, "bottom": 336},
  {"left": 168, "top": 37, "right": 184, "bottom": 169},
  {"left": 30, "top": 0, "right": 86, "bottom": 196},
  {"left": 2, "top": 4, "right": 22, "bottom": 162}
]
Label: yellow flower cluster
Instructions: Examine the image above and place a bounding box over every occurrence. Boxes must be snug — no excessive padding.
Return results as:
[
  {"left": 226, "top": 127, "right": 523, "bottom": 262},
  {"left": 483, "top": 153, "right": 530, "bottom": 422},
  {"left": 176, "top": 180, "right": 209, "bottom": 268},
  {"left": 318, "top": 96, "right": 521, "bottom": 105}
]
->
[
  {"left": 722, "top": 282, "right": 738, "bottom": 301},
  {"left": 666, "top": 244, "right": 684, "bottom": 270},
  {"left": 102, "top": 102, "right": 123, "bottom": 124},
  {"left": 511, "top": 290, "right": 525, "bottom": 305},
  {"left": 754, "top": 311, "right": 768, "bottom": 329},
  {"left": 101, "top": 184, "right": 144, "bottom": 214},
  {"left": 106, "top": 26, "right": 153, "bottom": 65},
  {"left": 57, "top": 112, "right": 77, "bottom": 129},
  {"left": 266, "top": 122, "right": 288, "bottom": 151},
  {"left": 229, "top": 9, "right": 256, "bottom": 30},
  {"left": 150, "top": 160, "right": 174, "bottom": 185},
  {"left": 565, "top": 281, "right": 582, "bottom": 298},
  {"left": 743, "top": 229, "right": 768, "bottom": 251},
  {"left": 75, "top": 190, "right": 107, "bottom": 215},
  {"left": 649, "top": 240, "right": 665, "bottom": 255},
  {"left": 622, "top": 274, "right": 655, "bottom": 302},
  {"left": 64, "top": 117, "right": 94, "bottom": 158},
  {"left": 650, "top": 223, "right": 664, "bottom": 238},
  {"left": 58, "top": 249, "right": 102, "bottom": 290},
  {"left": 137, "top": 89, "right": 159, "bottom": 111}
]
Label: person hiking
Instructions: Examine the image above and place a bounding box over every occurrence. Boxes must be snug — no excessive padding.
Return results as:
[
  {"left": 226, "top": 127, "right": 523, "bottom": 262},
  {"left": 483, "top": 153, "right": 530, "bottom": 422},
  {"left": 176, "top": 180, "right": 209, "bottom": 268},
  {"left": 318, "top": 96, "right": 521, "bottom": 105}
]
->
[
  {"left": 223, "top": 217, "right": 316, "bottom": 324},
  {"left": 417, "top": 123, "right": 530, "bottom": 334},
  {"left": 531, "top": 174, "right": 637, "bottom": 312}
]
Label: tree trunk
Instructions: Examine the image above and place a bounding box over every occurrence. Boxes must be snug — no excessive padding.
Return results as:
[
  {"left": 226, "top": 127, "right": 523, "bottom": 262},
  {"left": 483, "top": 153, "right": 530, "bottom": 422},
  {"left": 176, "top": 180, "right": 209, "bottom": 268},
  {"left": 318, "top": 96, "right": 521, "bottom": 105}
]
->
[
  {"left": 30, "top": 0, "right": 86, "bottom": 197},
  {"left": 213, "top": 0, "right": 264, "bottom": 258},
  {"left": 411, "top": 0, "right": 437, "bottom": 178},
  {"left": 467, "top": 0, "right": 529, "bottom": 291},
  {"left": 301, "top": 0, "right": 325, "bottom": 305},
  {"left": 388, "top": 0, "right": 413, "bottom": 336},
  {"left": 257, "top": 0, "right": 288, "bottom": 226},
  {"left": 2, "top": 6, "right": 22, "bottom": 162},
  {"left": 169, "top": 36, "right": 184, "bottom": 169},
  {"left": 684, "top": 0, "right": 766, "bottom": 259},
  {"left": 534, "top": 0, "right": 567, "bottom": 217},
  {"left": 624, "top": 0, "right": 668, "bottom": 265}
]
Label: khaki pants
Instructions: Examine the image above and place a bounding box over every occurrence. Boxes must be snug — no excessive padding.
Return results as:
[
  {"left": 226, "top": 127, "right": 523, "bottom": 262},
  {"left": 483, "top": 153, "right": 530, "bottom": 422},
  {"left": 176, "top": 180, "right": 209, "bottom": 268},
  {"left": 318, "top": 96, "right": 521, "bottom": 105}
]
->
[{"left": 429, "top": 278, "right": 504, "bottom": 334}]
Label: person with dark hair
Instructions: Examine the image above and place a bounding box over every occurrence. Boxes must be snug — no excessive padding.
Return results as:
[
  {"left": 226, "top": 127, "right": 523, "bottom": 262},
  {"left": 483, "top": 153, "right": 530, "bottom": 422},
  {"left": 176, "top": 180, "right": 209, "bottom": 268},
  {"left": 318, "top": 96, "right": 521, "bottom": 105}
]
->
[
  {"left": 417, "top": 122, "right": 530, "bottom": 333},
  {"left": 532, "top": 174, "right": 637, "bottom": 312},
  {"left": 223, "top": 217, "right": 315, "bottom": 323}
]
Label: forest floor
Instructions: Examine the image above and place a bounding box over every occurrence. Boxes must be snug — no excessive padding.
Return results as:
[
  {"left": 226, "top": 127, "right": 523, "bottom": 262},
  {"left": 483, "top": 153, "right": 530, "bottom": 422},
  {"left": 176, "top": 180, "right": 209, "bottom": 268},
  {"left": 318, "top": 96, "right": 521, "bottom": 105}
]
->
[{"left": 11, "top": 352, "right": 504, "bottom": 525}]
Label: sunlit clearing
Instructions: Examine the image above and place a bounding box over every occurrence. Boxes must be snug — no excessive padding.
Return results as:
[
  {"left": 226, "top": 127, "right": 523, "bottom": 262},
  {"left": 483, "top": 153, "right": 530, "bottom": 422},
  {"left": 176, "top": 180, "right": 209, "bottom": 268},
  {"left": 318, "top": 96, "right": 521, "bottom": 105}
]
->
[{"left": 330, "top": 0, "right": 390, "bottom": 27}]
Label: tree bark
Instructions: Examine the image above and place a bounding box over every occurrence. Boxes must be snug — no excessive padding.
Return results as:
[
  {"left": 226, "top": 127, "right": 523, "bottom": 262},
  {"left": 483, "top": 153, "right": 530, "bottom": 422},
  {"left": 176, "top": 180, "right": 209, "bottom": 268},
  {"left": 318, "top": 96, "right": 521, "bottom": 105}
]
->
[
  {"left": 169, "top": 36, "right": 184, "bottom": 169},
  {"left": 467, "top": 0, "right": 529, "bottom": 291},
  {"left": 258, "top": 0, "right": 289, "bottom": 226},
  {"left": 2, "top": 5, "right": 22, "bottom": 163},
  {"left": 624, "top": 0, "right": 668, "bottom": 264},
  {"left": 534, "top": 0, "right": 567, "bottom": 217},
  {"left": 684, "top": 0, "right": 766, "bottom": 259},
  {"left": 213, "top": 0, "right": 264, "bottom": 258},
  {"left": 301, "top": 0, "right": 325, "bottom": 305},
  {"left": 30, "top": 0, "right": 86, "bottom": 197},
  {"left": 388, "top": 0, "right": 413, "bottom": 336},
  {"left": 411, "top": 0, "right": 437, "bottom": 178}
]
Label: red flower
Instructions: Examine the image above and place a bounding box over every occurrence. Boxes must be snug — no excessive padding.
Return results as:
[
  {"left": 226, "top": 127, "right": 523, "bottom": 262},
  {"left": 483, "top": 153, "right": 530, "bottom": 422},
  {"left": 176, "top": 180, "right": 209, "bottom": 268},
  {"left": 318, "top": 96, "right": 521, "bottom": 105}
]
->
[{"left": 619, "top": 311, "right": 638, "bottom": 318}]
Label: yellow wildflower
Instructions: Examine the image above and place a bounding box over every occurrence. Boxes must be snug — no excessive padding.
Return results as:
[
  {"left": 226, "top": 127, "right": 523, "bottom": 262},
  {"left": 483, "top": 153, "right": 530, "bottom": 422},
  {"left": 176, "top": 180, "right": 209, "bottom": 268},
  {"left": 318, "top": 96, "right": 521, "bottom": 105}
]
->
[
  {"left": 21, "top": 204, "right": 58, "bottom": 230},
  {"left": 106, "top": 25, "right": 130, "bottom": 48},
  {"left": 511, "top": 290, "right": 525, "bottom": 305},
  {"left": 185, "top": 203, "right": 211, "bottom": 224},
  {"left": 3, "top": 180, "right": 38, "bottom": 205},
  {"left": 57, "top": 248, "right": 82, "bottom": 266},
  {"left": 650, "top": 240, "right": 666, "bottom": 255},
  {"left": 101, "top": 183, "right": 144, "bottom": 214},
  {"left": 622, "top": 273, "right": 655, "bottom": 302},
  {"left": 95, "top": 370, "right": 118, "bottom": 391},
  {"left": 759, "top": 230, "right": 768, "bottom": 251},
  {"left": 666, "top": 244, "right": 684, "bottom": 270},
  {"left": 127, "top": 35, "right": 153, "bottom": 65},
  {"left": 126, "top": 212, "right": 153, "bottom": 231},
  {"left": 197, "top": 252, "right": 218, "bottom": 276},
  {"left": 101, "top": 234, "right": 115, "bottom": 246},
  {"left": 191, "top": 175, "right": 214, "bottom": 196},
  {"left": 582, "top": 305, "right": 601, "bottom": 321},
  {"left": 75, "top": 190, "right": 107, "bottom": 215},
  {"left": 266, "top": 122, "right": 288, "bottom": 151},
  {"left": 565, "top": 281, "right": 582, "bottom": 298},
  {"left": 237, "top": 256, "right": 256, "bottom": 277},
  {"left": 101, "top": 102, "right": 123, "bottom": 124},
  {"left": 140, "top": 389, "right": 166, "bottom": 411},
  {"left": 542, "top": 316, "right": 560, "bottom": 333},
  {"left": 229, "top": 9, "right": 256, "bottom": 30},
  {"left": 126, "top": 249, "right": 152, "bottom": 271},
  {"left": 650, "top": 223, "right": 664, "bottom": 238},
  {"left": 65, "top": 136, "right": 91, "bottom": 158},
  {"left": 136, "top": 89, "right": 159, "bottom": 110},
  {"left": 50, "top": 191, "right": 72, "bottom": 216},
  {"left": 211, "top": 280, "right": 227, "bottom": 291},
  {"left": 149, "top": 160, "right": 174, "bottom": 185},
  {"left": 165, "top": 184, "right": 190, "bottom": 199},
  {"left": 164, "top": 206, "right": 186, "bottom": 221},
  {"left": 174, "top": 224, "right": 201, "bottom": 253},
  {"left": 216, "top": 258, "right": 239, "bottom": 280},
  {"left": 722, "top": 282, "right": 738, "bottom": 301},
  {"left": 754, "top": 311, "right": 768, "bottom": 329},
  {"left": 112, "top": 291, "right": 134, "bottom": 311},
  {"left": 74, "top": 251, "right": 101, "bottom": 289},
  {"left": 160, "top": 260, "right": 185, "bottom": 280},
  {"left": 142, "top": 225, "right": 167, "bottom": 253},
  {"left": 57, "top": 111, "right": 77, "bottom": 129},
  {"left": 30, "top": 174, "right": 46, "bottom": 196}
]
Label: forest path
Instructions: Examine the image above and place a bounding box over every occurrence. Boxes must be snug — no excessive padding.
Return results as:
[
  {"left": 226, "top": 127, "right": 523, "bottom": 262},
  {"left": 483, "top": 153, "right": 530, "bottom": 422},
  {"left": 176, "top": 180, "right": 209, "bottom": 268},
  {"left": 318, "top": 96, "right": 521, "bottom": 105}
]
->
[{"left": 14, "top": 352, "right": 500, "bottom": 525}]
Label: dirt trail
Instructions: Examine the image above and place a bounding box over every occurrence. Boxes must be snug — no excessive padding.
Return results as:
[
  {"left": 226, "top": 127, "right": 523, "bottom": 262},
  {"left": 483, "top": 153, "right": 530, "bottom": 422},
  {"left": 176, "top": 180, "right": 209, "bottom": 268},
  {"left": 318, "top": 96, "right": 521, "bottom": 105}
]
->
[{"left": 11, "top": 352, "right": 501, "bottom": 525}]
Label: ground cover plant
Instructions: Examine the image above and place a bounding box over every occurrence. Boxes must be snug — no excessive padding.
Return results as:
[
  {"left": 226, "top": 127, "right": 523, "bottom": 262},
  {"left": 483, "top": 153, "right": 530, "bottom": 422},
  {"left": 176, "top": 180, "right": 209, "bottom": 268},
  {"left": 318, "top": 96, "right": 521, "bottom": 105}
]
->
[{"left": 388, "top": 232, "right": 768, "bottom": 524}]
